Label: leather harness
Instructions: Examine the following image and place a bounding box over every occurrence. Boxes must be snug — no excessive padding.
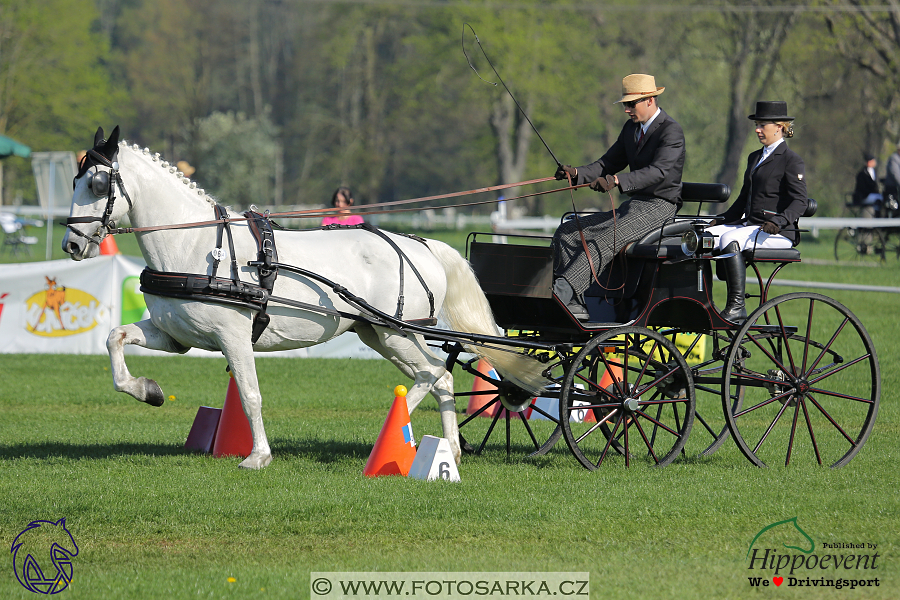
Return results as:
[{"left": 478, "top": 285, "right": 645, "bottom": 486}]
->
[{"left": 139, "top": 206, "right": 437, "bottom": 344}]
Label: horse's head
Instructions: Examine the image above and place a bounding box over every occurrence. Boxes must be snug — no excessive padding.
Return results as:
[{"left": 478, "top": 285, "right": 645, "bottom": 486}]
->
[{"left": 63, "top": 126, "right": 125, "bottom": 260}]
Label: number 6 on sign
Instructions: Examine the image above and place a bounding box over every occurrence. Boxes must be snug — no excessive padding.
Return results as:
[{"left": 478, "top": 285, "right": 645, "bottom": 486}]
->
[{"left": 408, "top": 436, "right": 461, "bottom": 482}]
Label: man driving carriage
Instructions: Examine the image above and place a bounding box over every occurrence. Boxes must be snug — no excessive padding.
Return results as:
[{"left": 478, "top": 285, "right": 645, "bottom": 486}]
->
[{"left": 551, "top": 73, "right": 685, "bottom": 320}]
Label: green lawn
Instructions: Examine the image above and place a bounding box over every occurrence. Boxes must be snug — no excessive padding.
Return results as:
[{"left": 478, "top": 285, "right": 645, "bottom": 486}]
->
[{"left": 1, "top": 223, "right": 898, "bottom": 599}]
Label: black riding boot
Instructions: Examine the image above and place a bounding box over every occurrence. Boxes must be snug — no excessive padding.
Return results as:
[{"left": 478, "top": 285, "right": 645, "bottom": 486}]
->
[{"left": 719, "top": 241, "right": 747, "bottom": 323}]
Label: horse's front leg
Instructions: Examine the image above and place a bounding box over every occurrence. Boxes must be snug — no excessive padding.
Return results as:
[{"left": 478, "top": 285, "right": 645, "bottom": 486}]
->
[
  {"left": 107, "top": 320, "right": 188, "bottom": 406},
  {"left": 431, "top": 370, "right": 461, "bottom": 465},
  {"left": 220, "top": 346, "right": 272, "bottom": 470}
]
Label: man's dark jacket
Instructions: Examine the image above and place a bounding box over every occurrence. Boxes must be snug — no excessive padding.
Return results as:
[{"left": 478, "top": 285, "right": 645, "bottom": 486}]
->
[
  {"left": 852, "top": 168, "right": 880, "bottom": 205},
  {"left": 574, "top": 108, "right": 685, "bottom": 205},
  {"left": 719, "top": 143, "right": 808, "bottom": 245}
]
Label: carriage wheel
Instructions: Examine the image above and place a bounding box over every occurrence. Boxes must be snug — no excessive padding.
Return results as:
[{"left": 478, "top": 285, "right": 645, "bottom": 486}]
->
[
  {"left": 560, "top": 327, "right": 695, "bottom": 470},
  {"left": 833, "top": 227, "right": 885, "bottom": 264},
  {"left": 722, "top": 293, "right": 880, "bottom": 468},
  {"left": 455, "top": 354, "right": 566, "bottom": 459},
  {"left": 883, "top": 229, "right": 900, "bottom": 261},
  {"left": 658, "top": 328, "right": 741, "bottom": 456}
]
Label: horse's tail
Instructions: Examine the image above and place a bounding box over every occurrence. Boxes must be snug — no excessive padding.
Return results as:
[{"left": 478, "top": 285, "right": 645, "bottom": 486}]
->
[{"left": 427, "top": 240, "right": 549, "bottom": 394}]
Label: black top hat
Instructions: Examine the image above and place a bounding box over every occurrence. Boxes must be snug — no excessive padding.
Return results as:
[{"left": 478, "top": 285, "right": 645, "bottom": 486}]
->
[
  {"left": 863, "top": 152, "right": 875, "bottom": 162},
  {"left": 748, "top": 101, "right": 794, "bottom": 121}
]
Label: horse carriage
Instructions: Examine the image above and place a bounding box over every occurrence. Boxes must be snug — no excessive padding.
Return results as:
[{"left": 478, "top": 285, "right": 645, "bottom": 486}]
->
[
  {"left": 63, "top": 127, "right": 880, "bottom": 472},
  {"left": 455, "top": 183, "right": 879, "bottom": 470}
]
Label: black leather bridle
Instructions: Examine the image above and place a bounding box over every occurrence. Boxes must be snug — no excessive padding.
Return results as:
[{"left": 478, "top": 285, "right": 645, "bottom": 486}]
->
[{"left": 66, "top": 147, "right": 132, "bottom": 245}]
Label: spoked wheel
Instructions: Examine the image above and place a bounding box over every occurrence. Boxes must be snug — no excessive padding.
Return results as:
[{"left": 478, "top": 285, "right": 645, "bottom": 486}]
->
[
  {"left": 455, "top": 354, "right": 567, "bottom": 459},
  {"left": 560, "top": 327, "right": 695, "bottom": 470},
  {"left": 883, "top": 229, "right": 900, "bottom": 261},
  {"left": 658, "top": 328, "right": 741, "bottom": 456},
  {"left": 723, "top": 292, "right": 880, "bottom": 468},
  {"left": 833, "top": 227, "right": 885, "bottom": 263}
]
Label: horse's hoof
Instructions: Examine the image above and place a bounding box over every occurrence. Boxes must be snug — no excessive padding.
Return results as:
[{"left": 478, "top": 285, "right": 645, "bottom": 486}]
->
[
  {"left": 141, "top": 378, "right": 165, "bottom": 407},
  {"left": 459, "top": 433, "right": 475, "bottom": 455},
  {"left": 238, "top": 453, "right": 272, "bottom": 470}
]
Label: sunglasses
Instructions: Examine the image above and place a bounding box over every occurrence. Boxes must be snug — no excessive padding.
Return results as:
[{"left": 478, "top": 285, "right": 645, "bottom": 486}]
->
[{"left": 623, "top": 97, "right": 650, "bottom": 109}]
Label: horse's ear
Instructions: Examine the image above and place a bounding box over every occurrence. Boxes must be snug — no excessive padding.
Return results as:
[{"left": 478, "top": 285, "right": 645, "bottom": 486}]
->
[
  {"left": 104, "top": 126, "right": 120, "bottom": 155},
  {"left": 93, "top": 127, "right": 105, "bottom": 148}
]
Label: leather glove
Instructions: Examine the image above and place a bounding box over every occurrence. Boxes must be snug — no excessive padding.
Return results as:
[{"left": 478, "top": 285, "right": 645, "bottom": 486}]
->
[
  {"left": 555, "top": 164, "right": 577, "bottom": 181},
  {"left": 760, "top": 221, "right": 781, "bottom": 235},
  {"left": 590, "top": 174, "right": 617, "bottom": 192}
]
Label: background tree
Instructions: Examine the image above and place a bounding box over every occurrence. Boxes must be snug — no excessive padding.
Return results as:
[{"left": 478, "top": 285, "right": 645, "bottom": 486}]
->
[
  {"left": 824, "top": 0, "right": 900, "bottom": 152},
  {"left": 705, "top": 2, "right": 801, "bottom": 191},
  {"left": 193, "top": 111, "right": 278, "bottom": 209},
  {"left": 0, "top": 0, "right": 120, "bottom": 203}
]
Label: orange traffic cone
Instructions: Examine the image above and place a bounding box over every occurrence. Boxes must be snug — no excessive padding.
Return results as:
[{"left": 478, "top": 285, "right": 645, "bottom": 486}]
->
[
  {"left": 99, "top": 235, "right": 119, "bottom": 255},
  {"left": 363, "top": 385, "right": 417, "bottom": 477},
  {"left": 585, "top": 363, "right": 624, "bottom": 423},
  {"left": 212, "top": 371, "right": 253, "bottom": 458},
  {"left": 466, "top": 359, "right": 529, "bottom": 420},
  {"left": 466, "top": 359, "right": 500, "bottom": 418}
]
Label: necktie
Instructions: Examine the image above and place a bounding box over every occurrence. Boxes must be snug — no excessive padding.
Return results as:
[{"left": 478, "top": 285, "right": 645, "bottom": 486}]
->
[
  {"left": 637, "top": 127, "right": 644, "bottom": 145},
  {"left": 754, "top": 149, "right": 768, "bottom": 172}
]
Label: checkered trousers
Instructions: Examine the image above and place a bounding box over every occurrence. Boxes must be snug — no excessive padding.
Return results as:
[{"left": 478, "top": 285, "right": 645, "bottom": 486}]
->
[{"left": 552, "top": 196, "right": 677, "bottom": 296}]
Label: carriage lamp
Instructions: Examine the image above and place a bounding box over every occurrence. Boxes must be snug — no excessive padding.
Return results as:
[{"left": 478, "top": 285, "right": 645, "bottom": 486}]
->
[{"left": 680, "top": 226, "right": 715, "bottom": 257}]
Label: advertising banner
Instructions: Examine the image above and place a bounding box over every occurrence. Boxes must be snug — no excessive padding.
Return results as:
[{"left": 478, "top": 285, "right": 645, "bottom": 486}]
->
[
  {"left": 0, "top": 255, "right": 382, "bottom": 358},
  {"left": 0, "top": 255, "right": 143, "bottom": 354}
]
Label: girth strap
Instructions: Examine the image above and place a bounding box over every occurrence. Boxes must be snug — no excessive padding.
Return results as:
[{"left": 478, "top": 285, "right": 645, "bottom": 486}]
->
[{"left": 140, "top": 268, "right": 268, "bottom": 310}]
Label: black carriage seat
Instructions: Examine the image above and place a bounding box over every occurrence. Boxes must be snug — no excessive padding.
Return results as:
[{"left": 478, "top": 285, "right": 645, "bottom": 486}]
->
[
  {"left": 739, "top": 198, "right": 817, "bottom": 263},
  {"left": 625, "top": 182, "right": 732, "bottom": 259}
]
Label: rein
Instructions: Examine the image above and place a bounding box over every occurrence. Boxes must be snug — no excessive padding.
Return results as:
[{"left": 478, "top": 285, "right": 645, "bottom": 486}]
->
[{"left": 107, "top": 176, "right": 591, "bottom": 236}]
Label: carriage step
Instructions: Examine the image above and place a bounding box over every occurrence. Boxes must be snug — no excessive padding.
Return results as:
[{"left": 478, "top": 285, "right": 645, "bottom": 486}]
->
[{"left": 747, "top": 324, "right": 799, "bottom": 335}]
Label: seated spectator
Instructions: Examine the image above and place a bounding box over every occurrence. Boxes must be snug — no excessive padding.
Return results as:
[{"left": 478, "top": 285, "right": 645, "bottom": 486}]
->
[
  {"left": 852, "top": 153, "right": 882, "bottom": 218},
  {"left": 322, "top": 187, "right": 364, "bottom": 226}
]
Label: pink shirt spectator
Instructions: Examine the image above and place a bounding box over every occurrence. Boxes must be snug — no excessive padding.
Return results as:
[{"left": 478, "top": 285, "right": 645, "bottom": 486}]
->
[{"left": 322, "top": 214, "right": 364, "bottom": 226}]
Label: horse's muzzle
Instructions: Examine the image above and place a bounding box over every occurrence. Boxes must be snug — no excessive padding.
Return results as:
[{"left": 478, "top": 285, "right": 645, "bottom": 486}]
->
[{"left": 62, "top": 230, "right": 97, "bottom": 260}]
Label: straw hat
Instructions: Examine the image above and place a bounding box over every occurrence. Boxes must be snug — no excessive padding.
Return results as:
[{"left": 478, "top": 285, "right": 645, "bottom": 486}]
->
[
  {"left": 616, "top": 74, "right": 665, "bottom": 104},
  {"left": 176, "top": 161, "right": 196, "bottom": 177}
]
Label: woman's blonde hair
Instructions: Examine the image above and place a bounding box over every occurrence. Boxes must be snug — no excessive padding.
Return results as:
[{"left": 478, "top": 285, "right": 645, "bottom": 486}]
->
[{"left": 775, "top": 120, "right": 794, "bottom": 138}]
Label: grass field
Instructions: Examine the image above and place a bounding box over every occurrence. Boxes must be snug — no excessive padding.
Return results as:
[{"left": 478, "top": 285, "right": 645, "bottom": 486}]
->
[{"left": 1, "top": 223, "right": 898, "bottom": 599}]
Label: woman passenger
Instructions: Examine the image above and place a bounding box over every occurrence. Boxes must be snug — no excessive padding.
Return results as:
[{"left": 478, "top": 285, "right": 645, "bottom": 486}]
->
[{"left": 709, "top": 101, "right": 808, "bottom": 322}]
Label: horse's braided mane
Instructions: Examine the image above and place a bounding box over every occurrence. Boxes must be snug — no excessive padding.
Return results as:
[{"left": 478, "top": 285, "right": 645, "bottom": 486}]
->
[{"left": 119, "top": 141, "right": 219, "bottom": 209}]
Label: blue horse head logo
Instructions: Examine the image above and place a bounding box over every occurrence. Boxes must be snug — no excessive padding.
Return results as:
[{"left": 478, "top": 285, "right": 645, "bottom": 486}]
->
[{"left": 11, "top": 518, "right": 79, "bottom": 594}]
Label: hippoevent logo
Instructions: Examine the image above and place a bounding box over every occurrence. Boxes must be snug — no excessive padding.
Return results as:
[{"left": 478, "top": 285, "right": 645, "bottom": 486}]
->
[
  {"left": 746, "top": 517, "right": 880, "bottom": 590},
  {"left": 11, "top": 518, "right": 79, "bottom": 594},
  {"left": 24, "top": 277, "right": 106, "bottom": 337}
]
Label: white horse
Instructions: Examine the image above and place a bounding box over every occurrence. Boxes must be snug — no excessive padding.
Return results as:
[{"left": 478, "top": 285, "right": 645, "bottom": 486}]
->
[{"left": 62, "top": 126, "right": 546, "bottom": 469}]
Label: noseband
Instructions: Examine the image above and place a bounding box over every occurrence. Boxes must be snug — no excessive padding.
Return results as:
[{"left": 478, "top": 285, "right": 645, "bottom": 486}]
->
[{"left": 66, "top": 148, "right": 132, "bottom": 244}]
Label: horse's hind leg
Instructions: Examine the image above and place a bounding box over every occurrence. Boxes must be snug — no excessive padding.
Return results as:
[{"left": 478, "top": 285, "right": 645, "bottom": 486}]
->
[
  {"left": 355, "top": 325, "right": 460, "bottom": 464},
  {"left": 219, "top": 342, "right": 272, "bottom": 470},
  {"left": 107, "top": 320, "right": 188, "bottom": 406}
]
